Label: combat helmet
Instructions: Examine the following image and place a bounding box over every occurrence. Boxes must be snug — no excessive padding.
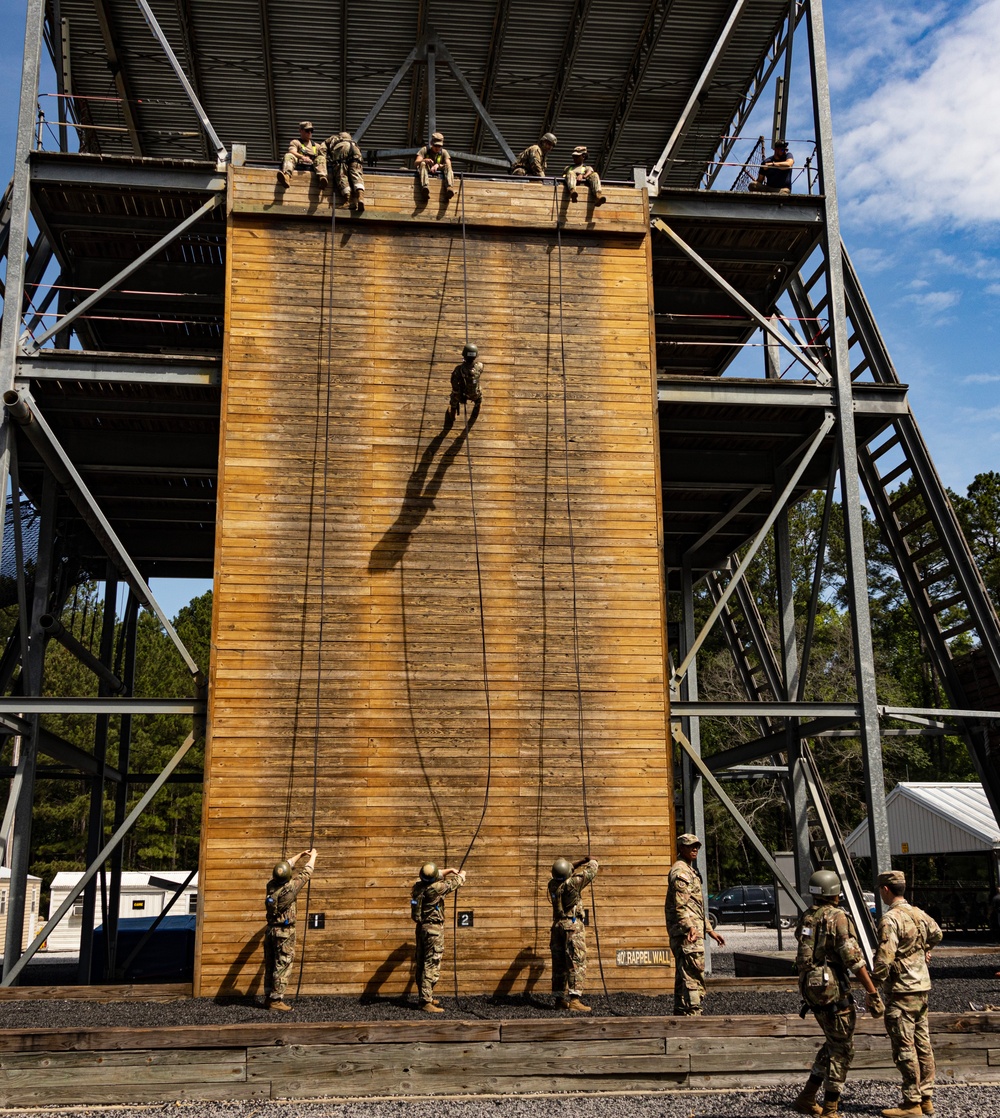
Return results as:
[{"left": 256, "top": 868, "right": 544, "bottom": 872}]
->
[
  {"left": 272, "top": 860, "right": 293, "bottom": 882},
  {"left": 419, "top": 862, "right": 443, "bottom": 883},
  {"left": 462, "top": 343, "right": 478, "bottom": 358},
  {"left": 808, "top": 869, "right": 841, "bottom": 899},
  {"left": 551, "top": 857, "right": 574, "bottom": 880},
  {"left": 540, "top": 132, "right": 558, "bottom": 146}
]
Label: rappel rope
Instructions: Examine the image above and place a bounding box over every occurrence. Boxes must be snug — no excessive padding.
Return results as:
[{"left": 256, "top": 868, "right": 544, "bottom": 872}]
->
[
  {"left": 293, "top": 198, "right": 337, "bottom": 997},
  {"left": 554, "top": 198, "right": 616, "bottom": 1011},
  {"left": 450, "top": 174, "right": 494, "bottom": 1015}
]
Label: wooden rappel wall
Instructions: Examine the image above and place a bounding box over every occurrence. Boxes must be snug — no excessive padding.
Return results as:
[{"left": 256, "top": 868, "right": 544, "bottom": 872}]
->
[{"left": 196, "top": 168, "right": 674, "bottom": 997}]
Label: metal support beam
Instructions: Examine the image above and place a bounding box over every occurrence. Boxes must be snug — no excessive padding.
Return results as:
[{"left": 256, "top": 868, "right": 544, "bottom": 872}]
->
[
  {"left": 674, "top": 728, "right": 808, "bottom": 917},
  {"left": 174, "top": 0, "right": 213, "bottom": 161},
  {"left": 2, "top": 473, "right": 55, "bottom": 979},
  {"left": 433, "top": 36, "right": 515, "bottom": 164},
  {"left": 0, "top": 697, "right": 202, "bottom": 715},
  {"left": 354, "top": 42, "right": 423, "bottom": 143},
  {"left": 471, "top": 0, "right": 510, "bottom": 154},
  {"left": 426, "top": 42, "right": 437, "bottom": 139},
  {"left": 706, "top": 718, "right": 854, "bottom": 770},
  {"left": 3, "top": 388, "right": 202, "bottom": 681},
  {"left": 26, "top": 193, "right": 222, "bottom": 351},
  {"left": 39, "top": 613, "right": 124, "bottom": 693},
  {"left": 806, "top": 0, "right": 891, "bottom": 888},
  {"left": 543, "top": 0, "right": 592, "bottom": 135},
  {"left": 672, "top": 414, "right": 835, "bottom": 687},
  {"left": 93, "top": 0, "right": 143, "bottom": 155},
  {"left": 135, "top": 0, "right": 226, "bottom": 161},
  {"left": 2, "top": 731, "right": 198, "bottom": 986},
  {"left": 645, "top": 0, "right": 748, "bottom": 194},
  {"left": 651, "top": 218, "right": 831, "bottom": 385}
]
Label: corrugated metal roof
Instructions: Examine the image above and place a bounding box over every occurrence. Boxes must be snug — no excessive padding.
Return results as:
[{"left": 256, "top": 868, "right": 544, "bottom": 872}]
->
[
  {"left": 845, "top": 783, "right": 1000, "bottom": 857},
  {"left": 53, "top": 0, "right": 792, "bottom": 181}
]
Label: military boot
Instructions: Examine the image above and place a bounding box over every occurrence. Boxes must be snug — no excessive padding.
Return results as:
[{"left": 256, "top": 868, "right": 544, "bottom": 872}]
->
[
  {"left": 420, "top": 1001, "right": 444, "bottom": 1014},
  {"left": 277, "top": 170, "right": 291, "bottom": 189},
  {"left": 792, "top": 1076, "right": 822, "bottom": 1115},
  {"left": 268, "top": 999, "right": 293, "bottom": 1012},
  {"left": 565, "top": 997, "right": 591, "bottom": 1013},
  {"left": 569, "top": 189, "right": 579, "bottom": 202},
  {"left": 318, "top": 174, "right": 329, "bottom": 188},
  {"left": 595, "top": 194, "right": 607, "bottom": 206},
  {"left": 881, "top": 1104, "right": 922, "bottom": 1118},
  {"left": 445, "top": 187, "right": 455, "bottom": 200},
  {"left": 352, "top": 190, "right": 365, "bottom": 214},
  {"left": 920, "top": 1100, "right": 934, "bottom": 1116},
  {"left": 820, "top": 1100, "right": 839, "bottom": 1117}
]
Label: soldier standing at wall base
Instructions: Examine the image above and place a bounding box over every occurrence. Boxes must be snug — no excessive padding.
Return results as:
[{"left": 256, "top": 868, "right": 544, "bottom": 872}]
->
[
  {"left": 873, "top": 869, "right": 943, "bottom": 1118},
  {"left": 511, "top": 133, "right": 557, "bottom": 177},
  {"left": 326, "top": 131, "right": 366, "bottom": 212},
  {"left": 563, "top": 145, "right": 606, "bottom": 206},
  {"left": 415, "top": 132, "right": 455, "bottom": 201},
  {"left": 263, "top": 847, "right": 318, "bottom": 1010},
  {"left": 792, "top": 869, "right": 882, "bottom": 1117},
  {"left": 665, "top": 833, "right": 726, "bottom": 1016},
  {"left": 547, "top": 855, "right": 599, "bottom": 1012},
  {"left": 411, "top": 863, "right": 466, "bottom": 1013},
  {"left": 278, "top": 122, "right": 328, "bottom": 189}
]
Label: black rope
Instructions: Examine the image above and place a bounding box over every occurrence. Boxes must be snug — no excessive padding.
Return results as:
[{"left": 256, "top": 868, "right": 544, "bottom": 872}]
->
[
  {"left": 294, "top": 199, "right": 337, "bottom": 998},
  {"left": 448, "top": 174, "right": 492, "bottom": 1018},
  {"left": 554, "top": 201, "right": 616, "bottom": 1012}
]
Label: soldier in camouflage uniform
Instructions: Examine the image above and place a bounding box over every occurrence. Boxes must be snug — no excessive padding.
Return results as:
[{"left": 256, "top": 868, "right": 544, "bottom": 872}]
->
[
  {"left": 563, "top": 145, "right": 606, "bottom": 206},
  {"left": 448, "top": 343, "right": 483, "bottom": 419},
  {"left": 325, "top": 131, "right": 366, "bottom": 212},
  {"left": 263, "top": 847, "right": 317, "bottom": 1010},
  {"left": 415, "top": 132, "right": 455, "bottom": 201},
  {"left": 665, "top": 833, "right": 726, "bottom": 1016},
  {"left": 548, "top": 855, "right": 599, "bottom": 1012},
  {"left": 873, "top": 869, "right": 943, "bottom": 1118},
  {"left": 411, "top": 862, "right": 465, "bottom": 1013},
  {"left": 278, "top": 122, "right": 328, "bottom": 189},
  {"left": 511, "top": 132, "right": 557, "bottom": 177},
  {"left": 793, "top": 869, "right": 882, "bottom": 1117}
]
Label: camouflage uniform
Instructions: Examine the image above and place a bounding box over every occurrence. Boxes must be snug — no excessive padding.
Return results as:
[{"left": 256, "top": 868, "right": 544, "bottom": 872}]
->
[
  {"left": 795, "top": 902, "right": 867, "bottom": 1098},
  {"left": 665, "top": 858, "right": 711, "bottom": 1014},
  {"left": 449, "top": 358, "right": 484, "bottom": 412},
  {"left": 548, "top": 859, "right": 598, "bottom": 996},
  {"left": 263, "top": 863, "right": 312, "bottom": 1003},
  {"left": 326, "top": 133, "right": 366, "bottom": 202},
  {"left": 563, "top": 159, "right": 603, "bottom": 202},
  {"left": 873, "top": 899, "right": 943, "bottom": 1107},
  {"left": 282, "top": 137, "right": 328, "bottom": 180},
  {"left": 412, "top": 870, "right": 465, "bottom": 1004},
  {"left": 511, "top": 144, "right": 548, "bottom": 177},
  {"left": 416, "top": 138, "right": 455, "bottom": 194}
]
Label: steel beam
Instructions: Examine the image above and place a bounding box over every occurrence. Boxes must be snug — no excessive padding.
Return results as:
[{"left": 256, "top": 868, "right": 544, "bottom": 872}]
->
[
  {"left": 674, "top": 727, "right": 808, "bottom": 917},
  {"left": 433, "top": 36, "right": 515, "bottom": 164},
  {"left": 135, "top": 0, "right": 226, "bottom": 161},
  {"left": 646, "top": 0, "right": 749, "bottom": 194},
  {"left": 16, "top": 353, "right": 219, "bottom": 385},
  {"left": 93, "top": 0, "right": 143, "bottom": 155},
  {"left": 672, "top": 414, "right": 835, "bottom": 687},
  {"left": 652, "top": 218, "right": 831, "bottom": 385},
  {"left": 26, "top": 193, "right": 222, "bottom": 351},
  {"left": 543, "top": 0, "right": 592, "bottom": 136},
  {"left": 39, "top": 613, "right": 124, "bottom": 693},
  {"left": 0, "top": 697, "right": 202, "bottom": 714},
  {"left": 657, "top": 377, "right": 907, "bottom": 414},
  {"left": 4, "top": 388, "right": 203, "bottom": 680},
  {"left": 30, "top": 156, "right": 225, "bottom": 192},
  {"left": 1, "top": 730, "right": 198, "bottom": 986},
  {"left": 807, "top": 0, "right": 891, "bottom": 886},
  {"left": 673, "top": 701, "right": 858, "bottom": 719},
  {"left": 706, "top": 718, "right": 853, "bottom": 770},
  {"left": 470, "top": 0, "right": 511, "bottom": 154}
]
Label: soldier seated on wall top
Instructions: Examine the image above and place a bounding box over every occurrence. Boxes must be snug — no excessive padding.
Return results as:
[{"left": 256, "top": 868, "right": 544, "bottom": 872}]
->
[
  {"left": 278, "top": 122, "right": 328, "bottom": 190},
  {"left": 511, "top": 133, "right": 557, "bottom": 177}
]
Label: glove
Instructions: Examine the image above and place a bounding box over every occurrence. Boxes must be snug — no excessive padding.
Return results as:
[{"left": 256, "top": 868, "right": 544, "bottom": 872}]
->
[{"left": 866, "top": 991, "right": 884, "bottom": 1018}]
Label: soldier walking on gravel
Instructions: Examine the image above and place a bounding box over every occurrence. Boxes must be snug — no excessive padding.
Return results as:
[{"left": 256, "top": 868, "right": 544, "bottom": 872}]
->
[
  {"left": 411, "top": 863, "right": 465, "bottom": 1013},
  {"left": 793, "top": 869, "right": 882, "bottom": 1117},
  {"left": 873, "top": 869, "right": 943, "bottom": 1118},
  {"left": 665, "top": 833, "right": 726, "bottom": 1016},
  {"left": 263, "top": 847, "right": 318, "bottom": 1010},
  {"left": 548, "top": 855, "right": 599, "bottom": 1012}
]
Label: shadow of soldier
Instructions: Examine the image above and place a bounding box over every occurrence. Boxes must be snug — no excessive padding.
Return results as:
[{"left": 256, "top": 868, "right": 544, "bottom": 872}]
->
[
  {"left": 214, "top": 925, "right": 266, "bottom": 1005},
  {"left": 491, "top": 947, "right": 548, "bottom": 1007},
  {"left": 367, "top": 407, "right": 479, "bottom": 573},
  {"left": 360, "top": 941, "right": 417, "bottom": 1005}
]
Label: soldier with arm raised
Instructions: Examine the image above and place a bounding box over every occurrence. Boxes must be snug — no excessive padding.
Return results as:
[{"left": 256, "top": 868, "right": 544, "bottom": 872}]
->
[
  {"left": 548, "top": 855, "right": 598, "bottom": 1012},
  {"left": 411, "top": 862, "right": 466, "bottom": 1013},
  {"left": 263, "top": 847, "right": 318, "bottom": 1010}
]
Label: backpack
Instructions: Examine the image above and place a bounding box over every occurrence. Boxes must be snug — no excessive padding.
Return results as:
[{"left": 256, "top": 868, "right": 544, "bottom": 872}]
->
[{"left": 797, "top": 908, "right": 841, "bottom": 1007}]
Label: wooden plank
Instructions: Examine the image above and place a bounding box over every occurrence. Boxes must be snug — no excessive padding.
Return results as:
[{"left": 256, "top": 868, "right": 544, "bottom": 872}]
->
[
  {"left": 0, "top": 1082, "right": 268, "bottom": 1107},
  {"left": 0, "top": 982, "right": 192, "bottom": 1002}
]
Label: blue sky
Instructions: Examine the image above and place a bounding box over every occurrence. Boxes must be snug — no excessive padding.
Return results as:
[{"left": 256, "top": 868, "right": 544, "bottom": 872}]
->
[{"left": 0, "top": 0, "right": 997, "bottom": 615}]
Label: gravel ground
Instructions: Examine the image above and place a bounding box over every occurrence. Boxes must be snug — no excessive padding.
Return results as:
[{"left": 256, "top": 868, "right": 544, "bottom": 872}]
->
[
  {"left": 2, "top": 930, "right": 998, "bottom": 1030},
  {"left": 2, "top": 1084, "right": 1000, "bottom": 1117}
]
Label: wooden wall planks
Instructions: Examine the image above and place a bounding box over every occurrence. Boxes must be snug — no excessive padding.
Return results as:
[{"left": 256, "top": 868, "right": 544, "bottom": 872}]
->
[{"left": 197, "top": 168, "right": 672, "bottom": 997}]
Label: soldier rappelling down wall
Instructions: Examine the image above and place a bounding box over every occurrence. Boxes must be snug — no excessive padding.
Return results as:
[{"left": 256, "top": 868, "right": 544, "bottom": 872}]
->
[
  {"left": 411, "top": 863, "right": 466, "bottom": 1013},
  {"left": 547, "top": 856, "right": 599, "bottom": 1013},
  {"left": 448, "top": 344, "right": 483, "bottom": 422},
  {"left": 326, "top": 131, "right": 366, "bottom": 212},
  {"left": 263, "top": 847, "right": 318, "bottom": 1011}
]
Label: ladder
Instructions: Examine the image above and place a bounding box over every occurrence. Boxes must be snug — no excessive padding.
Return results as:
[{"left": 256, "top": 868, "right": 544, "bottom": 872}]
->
[{"left": 791, "top": 246, "right": 1000, "bottom": 821}]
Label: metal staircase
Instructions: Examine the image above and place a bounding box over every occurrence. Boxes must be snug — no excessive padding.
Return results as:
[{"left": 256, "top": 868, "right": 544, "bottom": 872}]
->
[{"left": 790, "top": 246, "right": 1000, "bottom": 820}]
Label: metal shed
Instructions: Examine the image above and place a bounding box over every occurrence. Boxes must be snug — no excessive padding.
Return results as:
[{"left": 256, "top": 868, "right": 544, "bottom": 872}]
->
[{"left": 845, "top": 783, "right": 1000, "bottom": 859}]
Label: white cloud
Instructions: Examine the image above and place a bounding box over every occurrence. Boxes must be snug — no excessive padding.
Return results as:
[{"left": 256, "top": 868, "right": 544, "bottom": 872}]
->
[
  {"left": 904, "top": 290, "right": 960, "bottom": 312},
  {"left": 987, "top": 283, "right": 1000, "bottom": 296},
  {"left": 837, "top": 0, "right": 1000, "bottom": 229},
  {"left": 962, "top": 372, "right": 1000, "bottom": 384},
  {"left": 927, "top": 248, "right": 1000, "bottom": 281}
]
